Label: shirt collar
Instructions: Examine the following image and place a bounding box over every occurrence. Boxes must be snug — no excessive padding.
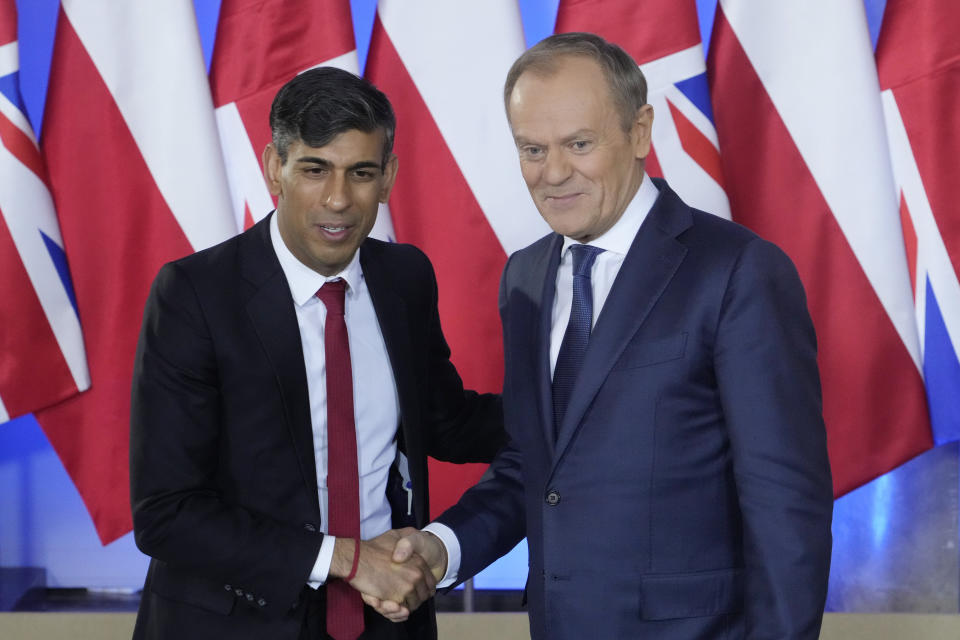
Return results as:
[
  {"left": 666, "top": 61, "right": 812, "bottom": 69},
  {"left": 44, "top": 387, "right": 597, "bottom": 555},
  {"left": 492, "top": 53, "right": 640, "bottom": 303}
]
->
[
  {"left": 270, "top": 212, "right": 363, "bottom": 307},
  {"left": 560, "top": 172, "right": 659, "bottom": 257}
]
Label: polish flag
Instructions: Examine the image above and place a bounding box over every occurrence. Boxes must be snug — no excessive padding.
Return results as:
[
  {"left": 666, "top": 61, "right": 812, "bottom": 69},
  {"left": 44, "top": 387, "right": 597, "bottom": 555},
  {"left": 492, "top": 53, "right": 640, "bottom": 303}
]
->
[
  {"left": 876, "top": 0, "right": 960, "bottom": 445},
  {"left": 36, "top": 1, "right": 235, "bottom": 543},
  {"left": 208, "top": 0, "right": 396, "bottom": 239},
  {"left": 556, "top": 0, "right": 730, "bottom": 218},
  {"left": 708, "top": 1, "right": 932, "bottom": 495},
  {"left": 366, "top": 0, "right": 549, "bottom": 515},
  {"left": 0, "top": 0, "right": 88, "bottom": 423}
]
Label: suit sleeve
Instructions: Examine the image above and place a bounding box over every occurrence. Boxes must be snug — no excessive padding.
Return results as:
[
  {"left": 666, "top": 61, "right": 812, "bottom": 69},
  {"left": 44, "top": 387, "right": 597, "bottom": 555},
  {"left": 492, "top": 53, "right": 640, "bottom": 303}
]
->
[
  {"left": 713, "top": 238, "right": 833, "bottom": 639},
  {"left": 130, "top": 262, "right": 321, "bottom": 619},
  {"left": 417, "top": 253, "right": 506, "bottom": 464}
]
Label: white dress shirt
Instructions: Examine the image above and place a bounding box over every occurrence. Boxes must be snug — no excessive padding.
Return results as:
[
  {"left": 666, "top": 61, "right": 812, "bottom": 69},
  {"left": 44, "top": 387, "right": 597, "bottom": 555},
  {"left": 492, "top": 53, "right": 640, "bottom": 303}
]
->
[
  {"left": 270, "top": 214, "right": 401, "bottom": 586},
  {"left": 427, "top": 174, "right": 660, "bottom": 586}
]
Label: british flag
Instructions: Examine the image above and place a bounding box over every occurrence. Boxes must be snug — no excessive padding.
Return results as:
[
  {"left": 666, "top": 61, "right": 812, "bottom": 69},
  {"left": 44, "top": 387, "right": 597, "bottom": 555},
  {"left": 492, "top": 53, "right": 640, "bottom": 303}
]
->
[
  {"left": 877, "top": 0, "right": 960, "bottom": 445},
  {"left": 0, "top": 0, "right": 88, "bottom": 423}
]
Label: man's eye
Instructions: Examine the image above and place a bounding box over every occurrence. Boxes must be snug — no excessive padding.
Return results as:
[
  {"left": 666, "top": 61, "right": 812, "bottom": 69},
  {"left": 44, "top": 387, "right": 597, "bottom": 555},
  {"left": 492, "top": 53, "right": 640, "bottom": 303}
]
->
[
  {"left": 353, "top": 170, "right": 375, "bottom": 180},
  {"left": 521, "top": 146, "right": 543, "bottom": 158},
  {"left": 571, "top": 140, "right": 590, "bottom": 151}
]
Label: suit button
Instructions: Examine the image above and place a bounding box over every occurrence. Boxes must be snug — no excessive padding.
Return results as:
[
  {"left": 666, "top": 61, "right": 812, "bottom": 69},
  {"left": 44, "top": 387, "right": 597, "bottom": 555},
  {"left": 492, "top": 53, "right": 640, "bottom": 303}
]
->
[
  {"left": 304, "top": 523, "right": 317, "bottom": 532},
  {"left": 235, "top": 588, "right": 244, "bottom": 597},
  {"left": 246, "top": 593, "right": 254, "bottom": 602},
  {"left": 224, "top": 584, "right": 232, "bottom": 592},
  {"left": 545, "top": 490, "right": 560, "bottom": 506},
  {"left": 258, "top": 598, "right": 267, "bottom": 607}
]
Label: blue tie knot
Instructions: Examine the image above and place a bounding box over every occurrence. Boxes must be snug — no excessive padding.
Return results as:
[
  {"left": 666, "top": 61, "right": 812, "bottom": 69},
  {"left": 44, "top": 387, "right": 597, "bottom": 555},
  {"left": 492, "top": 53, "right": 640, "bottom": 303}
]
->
[{"left": 569, "top": 244, "right": 605, "bottom": 278}]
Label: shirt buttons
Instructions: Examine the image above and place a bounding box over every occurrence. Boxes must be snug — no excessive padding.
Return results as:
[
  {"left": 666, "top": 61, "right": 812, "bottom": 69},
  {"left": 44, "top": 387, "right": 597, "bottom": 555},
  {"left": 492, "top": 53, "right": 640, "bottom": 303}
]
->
[{"left": 258, "top": 598, "right": 268, "bottom": 607}]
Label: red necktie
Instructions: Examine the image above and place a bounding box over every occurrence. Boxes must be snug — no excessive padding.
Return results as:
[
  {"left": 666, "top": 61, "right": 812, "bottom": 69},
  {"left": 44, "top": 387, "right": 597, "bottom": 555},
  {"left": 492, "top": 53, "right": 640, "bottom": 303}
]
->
[{"left": 316, "top": 280, "right": 364, "bottom": 640}]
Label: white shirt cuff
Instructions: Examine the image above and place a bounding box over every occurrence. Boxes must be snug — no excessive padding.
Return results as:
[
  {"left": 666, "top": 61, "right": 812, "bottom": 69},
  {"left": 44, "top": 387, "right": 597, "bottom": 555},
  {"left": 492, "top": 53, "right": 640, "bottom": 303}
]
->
[
  {"left": 307, "top": 534, "right": 337, "bottom": 589},
  {"left": 423, "top": 522, "right": 461, "bottom": 588}
]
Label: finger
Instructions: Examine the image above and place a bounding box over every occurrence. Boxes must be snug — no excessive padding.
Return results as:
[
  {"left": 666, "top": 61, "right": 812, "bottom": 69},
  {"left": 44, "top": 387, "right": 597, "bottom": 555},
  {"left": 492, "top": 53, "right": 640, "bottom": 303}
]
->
[
  {"left": 383, "top": 608, "right": 411, "bottom": 623},
  {"left": 406, "top": 569, "right": 434, "bottom": 612},
  {"left": 360, "top": 593, "right": 383, "bottom": 609}
]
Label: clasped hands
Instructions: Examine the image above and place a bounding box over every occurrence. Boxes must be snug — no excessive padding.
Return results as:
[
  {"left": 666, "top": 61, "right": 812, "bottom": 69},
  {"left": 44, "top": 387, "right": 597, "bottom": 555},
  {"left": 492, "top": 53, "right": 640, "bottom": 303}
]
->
[{"left": 331, "top": 527, "right": 447, "bottom": 622}]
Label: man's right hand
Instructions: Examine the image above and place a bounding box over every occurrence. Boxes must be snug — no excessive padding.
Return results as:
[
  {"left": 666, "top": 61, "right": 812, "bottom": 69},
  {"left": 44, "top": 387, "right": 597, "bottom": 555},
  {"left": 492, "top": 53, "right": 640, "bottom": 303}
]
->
[
  {"left": 330, "top": 530, "right": 437, "bottom": 617},
  {"left": 359, "top": 528, "right": 449, "bottom": 622}
]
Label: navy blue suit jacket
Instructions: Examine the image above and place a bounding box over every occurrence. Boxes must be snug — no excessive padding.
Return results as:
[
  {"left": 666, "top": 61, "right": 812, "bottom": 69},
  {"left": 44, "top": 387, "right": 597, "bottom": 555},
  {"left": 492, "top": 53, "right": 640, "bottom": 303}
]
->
[{"left": 437, "top": 179, "right": 833, "bottom": 639}]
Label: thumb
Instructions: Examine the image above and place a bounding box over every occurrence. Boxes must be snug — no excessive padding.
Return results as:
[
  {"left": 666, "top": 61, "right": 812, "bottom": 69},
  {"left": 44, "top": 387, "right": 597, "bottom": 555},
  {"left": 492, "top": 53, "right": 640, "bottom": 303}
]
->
[{"left": 392, "top": 534, "right": 417, "bottom": 563}]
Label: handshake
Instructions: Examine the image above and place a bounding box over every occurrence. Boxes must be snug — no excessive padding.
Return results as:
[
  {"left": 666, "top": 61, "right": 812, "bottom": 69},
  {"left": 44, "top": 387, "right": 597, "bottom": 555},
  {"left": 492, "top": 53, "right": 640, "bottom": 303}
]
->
[{"left": 330, "top": 528, "right": 448, "bottom": 622}]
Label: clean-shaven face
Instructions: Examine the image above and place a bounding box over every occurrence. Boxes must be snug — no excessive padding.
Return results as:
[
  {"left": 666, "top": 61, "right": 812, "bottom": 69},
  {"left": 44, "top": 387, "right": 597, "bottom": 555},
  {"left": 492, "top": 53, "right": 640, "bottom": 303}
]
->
[
  {"left": 508, "top": 55, "right": 652, "bottom": 242},
  {"left": 264, "top": 129, "right": 397, "bottom": 276}
]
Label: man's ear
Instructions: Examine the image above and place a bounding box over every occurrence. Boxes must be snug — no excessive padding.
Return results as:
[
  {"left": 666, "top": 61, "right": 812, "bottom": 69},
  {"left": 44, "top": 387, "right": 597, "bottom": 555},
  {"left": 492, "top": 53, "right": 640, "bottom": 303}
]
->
[
  {"left": 379, "top": 153, "right": 399, "bottom": 203},
  {"left": 633, "top": 104, "right": 654, "bottom": 160},
  {"left": 262, "top": 143, "right": 283, "bottom": 197}
]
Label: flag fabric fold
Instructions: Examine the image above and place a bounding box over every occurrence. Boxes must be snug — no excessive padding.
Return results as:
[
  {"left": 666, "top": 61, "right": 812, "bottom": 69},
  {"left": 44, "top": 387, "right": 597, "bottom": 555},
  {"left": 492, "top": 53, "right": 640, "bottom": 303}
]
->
[
  {"left": 35, "top": 0, "right": 235, "bottom": 543},
  {"left": 708, "top": 0, "right": 933, "bottom": 495},
  {"left": 876, "top": 0, "right": 960, "bottom": 445},
  {"left": 0, "top": 0, "right": 88, "bottom": 423}
]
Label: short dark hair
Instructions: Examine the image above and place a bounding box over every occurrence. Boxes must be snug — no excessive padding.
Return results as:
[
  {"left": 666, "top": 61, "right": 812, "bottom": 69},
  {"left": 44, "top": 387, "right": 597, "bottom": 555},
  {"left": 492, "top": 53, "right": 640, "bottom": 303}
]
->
[
  {"left": 503, "top": 32, "right": 647, "bottom": 131},
  {"left": 269, "top": 67, "right": 396, "bottom": 167}
]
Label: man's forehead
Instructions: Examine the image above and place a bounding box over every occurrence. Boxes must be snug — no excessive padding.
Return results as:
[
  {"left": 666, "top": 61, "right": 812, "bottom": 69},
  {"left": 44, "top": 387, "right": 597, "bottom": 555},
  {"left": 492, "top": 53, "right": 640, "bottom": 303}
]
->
[{"left": 290, "top": 129, "right": 386, "bottom": 163}]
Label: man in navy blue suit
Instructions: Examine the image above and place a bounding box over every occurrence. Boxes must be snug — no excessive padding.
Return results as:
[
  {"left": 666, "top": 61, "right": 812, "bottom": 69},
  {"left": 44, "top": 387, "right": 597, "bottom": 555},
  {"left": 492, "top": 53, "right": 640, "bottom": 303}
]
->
[{"left": 376, "top": 32, "right": 834, "bottom": 639}]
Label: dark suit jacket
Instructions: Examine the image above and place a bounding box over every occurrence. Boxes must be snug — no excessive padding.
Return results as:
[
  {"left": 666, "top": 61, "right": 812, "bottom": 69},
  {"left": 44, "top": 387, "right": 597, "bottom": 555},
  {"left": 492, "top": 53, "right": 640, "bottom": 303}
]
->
[
  {"left": 130, "top": 215, "right": 504, "bottom": 640},
  {"left": 437, "top": 179, "right": 833, "bottom": 639}
]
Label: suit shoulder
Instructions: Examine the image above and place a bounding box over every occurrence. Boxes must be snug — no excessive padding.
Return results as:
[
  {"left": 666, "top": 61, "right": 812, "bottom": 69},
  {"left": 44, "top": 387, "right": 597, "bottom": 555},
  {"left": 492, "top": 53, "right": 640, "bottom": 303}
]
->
[
  {"left": 361, "top": 238, "right": 435, "bottom": 275},
  {"left": 687, "top": 209, "right": 793, "bottom": 261},
  {"left": 167, "top": 228, "right": 242, "bottom": 274}
]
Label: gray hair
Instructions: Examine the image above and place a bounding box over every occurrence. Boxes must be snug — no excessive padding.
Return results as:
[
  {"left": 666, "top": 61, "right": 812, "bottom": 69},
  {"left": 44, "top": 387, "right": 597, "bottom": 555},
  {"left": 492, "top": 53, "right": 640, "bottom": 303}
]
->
[{"left": 503, "top": 32, "right": 647, "bottom": 131}]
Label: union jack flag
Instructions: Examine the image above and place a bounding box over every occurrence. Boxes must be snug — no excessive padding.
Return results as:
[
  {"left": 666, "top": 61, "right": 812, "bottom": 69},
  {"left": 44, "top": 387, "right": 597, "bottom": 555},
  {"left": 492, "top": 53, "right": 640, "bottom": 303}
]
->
[{"left": 0, "top": 0, "right": 88, "bottom": 423}]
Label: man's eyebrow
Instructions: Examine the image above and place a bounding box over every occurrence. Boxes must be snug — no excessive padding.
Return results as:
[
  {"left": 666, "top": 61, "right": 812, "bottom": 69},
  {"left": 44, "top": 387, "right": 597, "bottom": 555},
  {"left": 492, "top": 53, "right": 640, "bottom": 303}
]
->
[
  {"left": 513, "top": 129, "right": 596, "bottom": 147},
  {"left": 295, "top": 157, "right": 381, "bottom": 171},
  {"left": 559, "top": 129, "right": 595, "bottom": 144},
  {"left": 295, "top": 156, "right": 332, "bottom": 168}
]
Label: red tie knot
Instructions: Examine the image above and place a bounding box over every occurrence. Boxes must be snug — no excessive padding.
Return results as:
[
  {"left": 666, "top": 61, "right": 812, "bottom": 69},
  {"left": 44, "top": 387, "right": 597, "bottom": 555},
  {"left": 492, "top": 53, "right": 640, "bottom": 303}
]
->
[{"left": 316, "top": 279, "right": 347, "bottom": 316}]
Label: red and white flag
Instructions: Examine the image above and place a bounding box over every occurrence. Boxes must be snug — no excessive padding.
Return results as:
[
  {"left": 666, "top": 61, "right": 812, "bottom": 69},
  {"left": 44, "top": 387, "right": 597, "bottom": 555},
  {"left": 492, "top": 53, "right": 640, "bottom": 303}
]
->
[
  {"left": 556, "top": 0, "right": 730, "bottom": 218},
  {"left": 709, "top": 1, "right": 932, "bottom": 495},
  {"left": 208, "top": 0, "right": 391, "bottom": 237},
  {"left": 366, "top": 0, "right": 549, "bottom": 515},
  {"left": 0, "top": 0, "right": 88, "bottom": 423},
  {"left": 876, "top": 0, "right": 960, "bottom": 444},
  {"left": 36, "top": 1, "right": 235, "bottom": 543}
]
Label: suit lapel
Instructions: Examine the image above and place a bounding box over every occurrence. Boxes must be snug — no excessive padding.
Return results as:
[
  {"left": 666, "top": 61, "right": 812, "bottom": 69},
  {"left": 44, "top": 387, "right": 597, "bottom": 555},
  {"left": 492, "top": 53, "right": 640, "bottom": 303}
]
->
[
  {"left": 239, "top": 215, "right": 319, "bottom": 501},
  {"left": 533, "top": 235, "right": 564, "bottom": 457},
  {"left": 552, "top": 181, "right": 692, "bottom": 465}
]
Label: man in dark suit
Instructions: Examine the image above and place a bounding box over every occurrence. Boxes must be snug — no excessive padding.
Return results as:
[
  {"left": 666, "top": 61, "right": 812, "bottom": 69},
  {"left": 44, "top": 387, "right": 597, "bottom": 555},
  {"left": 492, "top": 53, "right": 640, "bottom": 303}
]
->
[
  {"left": 384, "top": 32, "right": 834, "bottom": 639},
  {"left": 130, "top": 67, "right": 504, "bottom": 640}
]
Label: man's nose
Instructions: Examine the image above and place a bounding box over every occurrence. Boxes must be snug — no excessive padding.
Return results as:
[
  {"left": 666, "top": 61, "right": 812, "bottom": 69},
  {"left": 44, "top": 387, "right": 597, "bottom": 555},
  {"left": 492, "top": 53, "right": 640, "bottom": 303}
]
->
[
  {"left": 541, "top": 149, "right": 572, "bottom": 185},
  {"left": 323, "top": 172, "right": 352, "bottom": 211}
]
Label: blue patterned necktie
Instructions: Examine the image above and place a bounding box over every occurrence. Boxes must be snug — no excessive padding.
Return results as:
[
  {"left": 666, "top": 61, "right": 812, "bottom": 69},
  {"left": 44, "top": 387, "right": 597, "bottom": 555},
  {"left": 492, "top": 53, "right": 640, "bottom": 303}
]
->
[{"left": 552, "top": 244, "right": 605, "bottom": 439}]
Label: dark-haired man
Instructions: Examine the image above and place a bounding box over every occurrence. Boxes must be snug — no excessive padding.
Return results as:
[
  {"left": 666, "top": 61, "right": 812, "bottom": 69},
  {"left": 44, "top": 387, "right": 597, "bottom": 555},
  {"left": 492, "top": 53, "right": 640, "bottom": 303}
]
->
[
  {"left": 387, "top": 32, "right": 833, "bottom": 639},
  {"left": 130, "top": 67, "right": 504, "bottom": 640}
]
